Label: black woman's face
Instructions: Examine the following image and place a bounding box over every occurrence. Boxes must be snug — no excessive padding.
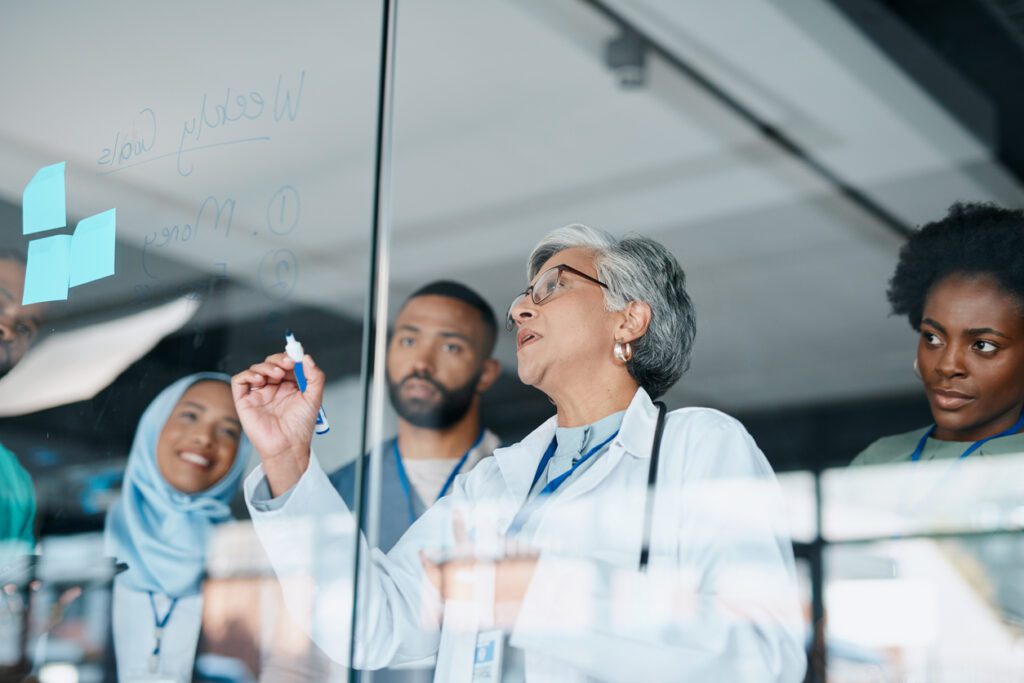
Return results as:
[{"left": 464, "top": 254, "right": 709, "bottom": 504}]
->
[
  {"left": 917, "top": 274, "right": 1024, "bottom": 442},
  {"left": 0, "top": 259, "right": 45, "bottom": 379}
]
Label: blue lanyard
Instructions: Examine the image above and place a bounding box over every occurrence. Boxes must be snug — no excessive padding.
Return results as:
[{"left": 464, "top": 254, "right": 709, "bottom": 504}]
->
[
  {"left": 508, "top": 429, "right": 620, "bottom": 535},
  {"left": 147, "top": 591, "right": 178, "bottom": 672},
  {"left": 909, "top": 412, "right": 1024, "bottom": 462},
  {"left": 393, "top": 429, "right": 485, "bottom": 525}
]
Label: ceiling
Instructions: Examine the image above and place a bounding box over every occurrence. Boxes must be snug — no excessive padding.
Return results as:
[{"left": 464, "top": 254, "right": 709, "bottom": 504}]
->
[{"left": 1, "top": 0, "right": 1021, "bottom": 413}]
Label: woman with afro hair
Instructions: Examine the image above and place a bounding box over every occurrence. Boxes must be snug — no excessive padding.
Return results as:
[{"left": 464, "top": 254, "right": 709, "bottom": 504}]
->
[{"left": 853, "top": 202, "right": 1024, "bottom": 465}]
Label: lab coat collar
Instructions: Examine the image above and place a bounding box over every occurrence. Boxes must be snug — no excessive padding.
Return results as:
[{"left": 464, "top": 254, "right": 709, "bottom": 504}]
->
[
  {"left": 493, "top": 413, "right": 559, "bottom": 504},
  {"left": 617, "top": 386, "right": 661, "bottom": 460},
  {"left": 492, "top": 386, "right": 661, "bottom": 503}
]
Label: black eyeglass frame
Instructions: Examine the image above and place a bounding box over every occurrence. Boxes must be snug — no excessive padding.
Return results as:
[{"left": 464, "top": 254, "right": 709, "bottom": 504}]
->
[{"left": 505, "top": 264, "right": 609, "bottom": 331}]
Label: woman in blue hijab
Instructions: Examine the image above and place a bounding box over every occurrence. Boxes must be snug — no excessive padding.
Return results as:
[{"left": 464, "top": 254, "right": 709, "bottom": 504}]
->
[{"left": 105, "top": 373, "right": 252, "bottom": 683}]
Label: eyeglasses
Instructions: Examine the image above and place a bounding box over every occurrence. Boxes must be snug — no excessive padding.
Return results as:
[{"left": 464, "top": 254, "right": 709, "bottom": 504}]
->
[{"left": 505, "top": 264, "right": 609, "bottom": 331}]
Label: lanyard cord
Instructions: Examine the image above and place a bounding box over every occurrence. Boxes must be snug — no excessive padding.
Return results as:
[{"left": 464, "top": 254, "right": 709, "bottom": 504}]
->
[
  {"left": 147, "top": 591, "right": 178, "bottom": 672},
  {"left": 909, "top": 411, "right": 1024, "bottom": 462},
  {"left": 532, "top": 430, "right": 621, "bottom": 495},
  {"left": 507, "top": 403, "right": 667, "bottom": 568},
  {"left": 507, "top": 429, "right": 621, "bottom": 536},
  {"left": 393, "top": 429, "right": 485, "bottom": 525}
]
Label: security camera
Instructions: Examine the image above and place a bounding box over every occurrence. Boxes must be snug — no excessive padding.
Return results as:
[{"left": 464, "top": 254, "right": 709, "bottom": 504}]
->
[{"left": 605, "top": 29, "right": 646, "bottom": 89}]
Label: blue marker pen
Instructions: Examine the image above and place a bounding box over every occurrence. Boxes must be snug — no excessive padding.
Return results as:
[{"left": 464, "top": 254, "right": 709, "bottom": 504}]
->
[{"left": 285, "top": 330, "right": 330, "bottom": 435}]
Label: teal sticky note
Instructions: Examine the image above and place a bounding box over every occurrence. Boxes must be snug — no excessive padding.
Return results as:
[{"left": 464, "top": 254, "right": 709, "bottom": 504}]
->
[
  {"left": 23, "top": 162, "right": 67, "bottom": 235},
  {"left": 22, "top": 234, "right": 72, "bottom": 305},
  {"left": 70, "top": 208, "right": 116, "bottom": 287}
]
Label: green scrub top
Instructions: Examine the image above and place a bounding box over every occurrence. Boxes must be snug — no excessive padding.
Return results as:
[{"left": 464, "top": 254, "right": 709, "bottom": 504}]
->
[
  {"left": 0, "top": 441, "right": 36, "bottom": 547},
  {"left": 851, "top": 426, "right": 1024, "bottom": 467}
]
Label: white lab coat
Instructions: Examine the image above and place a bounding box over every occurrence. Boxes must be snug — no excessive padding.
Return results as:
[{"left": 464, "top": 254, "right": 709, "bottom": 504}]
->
[{"left": 245, "top": 388, "right": 806, "bottom": 682}]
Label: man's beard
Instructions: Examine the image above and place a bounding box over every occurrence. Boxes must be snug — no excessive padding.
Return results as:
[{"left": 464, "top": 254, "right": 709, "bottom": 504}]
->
[{"left": 387, "top": 368, "right": 482, "bottom": 429}]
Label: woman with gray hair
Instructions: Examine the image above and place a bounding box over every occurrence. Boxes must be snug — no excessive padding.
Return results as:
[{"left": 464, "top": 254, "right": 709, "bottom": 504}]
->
[{"left": 235, "top": 225, "right": 805, "bottom": 682}]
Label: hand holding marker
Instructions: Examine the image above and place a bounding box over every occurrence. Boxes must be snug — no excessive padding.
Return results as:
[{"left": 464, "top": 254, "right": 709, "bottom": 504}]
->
[{"left": 285, "top": 330, "right": 330, "bottom": 435}]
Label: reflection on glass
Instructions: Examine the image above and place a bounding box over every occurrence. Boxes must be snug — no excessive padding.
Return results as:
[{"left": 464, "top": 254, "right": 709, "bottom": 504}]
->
[
  {"left": 825, "top": 539, "right": 1024, "bottom": 681},
  {"left": 777, "top": 470, "right": 818, "bottom": 545},
  {"left": 822, "top": 456, "right": 1024, "bottom": 680},
  {"left": 2, "top": 534, "right": 118, "bottom": 682},
  {"left": 824, "top": 455, "right": 1024, "bottom": 541}
]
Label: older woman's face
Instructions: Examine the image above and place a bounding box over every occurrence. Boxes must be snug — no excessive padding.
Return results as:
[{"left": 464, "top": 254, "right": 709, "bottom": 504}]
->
[
  {"left": 510, "top": 248, "right": 621, "bottom": 392},
  {"left": 917, "top": 274, "right": 1024, "bottom": 442},
  {"left": 156, "top": 381, "right": 242, "bottom": 493}
]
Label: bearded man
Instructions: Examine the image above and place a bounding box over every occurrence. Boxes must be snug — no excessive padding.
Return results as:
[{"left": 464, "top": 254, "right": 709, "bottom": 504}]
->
[{"left": 328, "top": 281, "right": 502, "bottom": 551}]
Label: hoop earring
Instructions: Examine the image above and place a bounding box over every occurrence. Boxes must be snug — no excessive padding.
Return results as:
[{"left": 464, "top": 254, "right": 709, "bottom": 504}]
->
[
  {"left": 614, "top": 340, "right": 633, "bottom": 363},
  {"left": 912, "top": 358, "right": 921, "bottom": 379}
]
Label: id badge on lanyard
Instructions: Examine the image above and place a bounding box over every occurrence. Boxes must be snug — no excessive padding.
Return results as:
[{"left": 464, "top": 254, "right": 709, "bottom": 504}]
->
[{"left": 472, "top": 629, "right": 505, "bottom": 682}]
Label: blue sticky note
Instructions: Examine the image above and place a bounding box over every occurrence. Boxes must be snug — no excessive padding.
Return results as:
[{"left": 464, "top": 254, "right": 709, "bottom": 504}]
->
[
  {"left": 70, "top": 208, "right": 116, "bottom": 287},
  {"left": 22, "top": 234, "right": 72, "bottom": 305},
  {"left": 22, "top": 162, "right": 67, "bottom": 235}
]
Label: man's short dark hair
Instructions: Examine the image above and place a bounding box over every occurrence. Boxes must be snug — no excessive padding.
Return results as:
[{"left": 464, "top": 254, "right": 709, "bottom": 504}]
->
[
  {"left": 404, "top": 280, "right": 498, "bottom": 354},
  {"left": 0, "top": 248, "right": 26, "bottom": 265},
  {"left": 888, "top": 202, "right": 1024, "bottom": 330}
]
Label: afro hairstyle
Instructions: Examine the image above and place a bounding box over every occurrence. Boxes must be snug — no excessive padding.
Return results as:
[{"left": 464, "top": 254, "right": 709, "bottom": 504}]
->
[{"left": 888, "top": 202, "right": 1024, "bottom": 330}]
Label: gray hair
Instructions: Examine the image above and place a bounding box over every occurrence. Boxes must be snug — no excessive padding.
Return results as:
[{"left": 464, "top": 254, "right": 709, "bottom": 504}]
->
[{"left": 527, "top": 224, "right": 696, "bottom": 399}]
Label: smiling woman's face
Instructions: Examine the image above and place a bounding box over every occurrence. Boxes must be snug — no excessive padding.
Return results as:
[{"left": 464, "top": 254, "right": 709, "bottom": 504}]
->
[
  {"left": 155, "top": 380, "right": 242, "bottom": 493},
  {"left": 917, "top": 274, "right": 1024, "bottom": 442}
]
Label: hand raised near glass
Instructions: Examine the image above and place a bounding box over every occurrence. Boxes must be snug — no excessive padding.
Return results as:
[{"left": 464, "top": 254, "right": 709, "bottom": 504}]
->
[{"left": 231, "top": 352, "right": 324, "bottom": 496}]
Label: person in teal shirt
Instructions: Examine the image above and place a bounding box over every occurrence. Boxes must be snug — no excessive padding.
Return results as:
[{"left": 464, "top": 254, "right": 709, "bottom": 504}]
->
[
  {"left": 0, "top": 441, "right": 35, "bottom": 548},
  {"left": 1, "top": 248, "right": 44, "bottom": 549},
  {"left": 853, "top": 202, "right": 1024, "bottom": 465}
]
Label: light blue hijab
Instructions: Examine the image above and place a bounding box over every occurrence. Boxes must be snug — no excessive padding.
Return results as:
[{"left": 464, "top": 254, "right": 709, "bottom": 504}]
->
[{"left": 104, "top": 373, "right": 252, "bottom": 598}]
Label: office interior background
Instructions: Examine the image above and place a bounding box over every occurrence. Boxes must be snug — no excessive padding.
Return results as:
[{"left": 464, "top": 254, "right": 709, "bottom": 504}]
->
[{"left": 1, "top": 1, "right": 1023, "bottom": 681}]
